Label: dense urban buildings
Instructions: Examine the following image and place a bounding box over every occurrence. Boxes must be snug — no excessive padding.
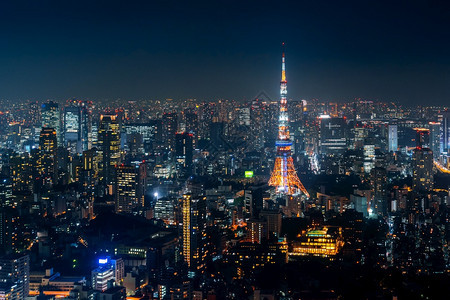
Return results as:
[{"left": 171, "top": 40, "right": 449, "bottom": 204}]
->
[{"left": 1, "top": 69, "right": 449, "bottom": 300}]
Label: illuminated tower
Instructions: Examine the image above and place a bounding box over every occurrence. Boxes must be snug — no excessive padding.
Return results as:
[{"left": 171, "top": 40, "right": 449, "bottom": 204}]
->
[{"left": 268, "top": 44, "right": 309, "bottom": 197}]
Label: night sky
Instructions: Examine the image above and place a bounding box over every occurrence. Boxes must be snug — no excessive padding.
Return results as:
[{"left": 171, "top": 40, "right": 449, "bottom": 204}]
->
[{"left": 1, "top": 0, "right": 450, "bottom": 105}]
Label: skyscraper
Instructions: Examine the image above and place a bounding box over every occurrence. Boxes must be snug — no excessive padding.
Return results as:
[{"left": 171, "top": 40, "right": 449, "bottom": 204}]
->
[
  {"left": 98, "top": 114, "right": 120, "bottom": 191},
  {"left": 412, "top": 147, "right": 434, "bottom": 192},
  {"left": 64, "top": 106, "right": 82, "bottom": 154},
  {"left": 388, "top": 124, "right": 398, "bottom": 152},
  {"left": 429, "top": 122, "right": 441, "bottom": 159},
  {"left": 175, "top": 132, "right": 194, "bottom": 178},
  {"left": 441, "top": 110, "right": 450, "bottom": 153},
  {"left": 0, "top": 253, "right": 29, "bottom": 300},
  {"left": 182, "top": 194, "right": 207, "bottom": 274},
  {"left": 370, "top": 167, "right": 387, "bottom": 215},
  {"left": 268, "top": 44, "right": 308, "bottom": 197},
  {"left": 41, "top": 101, "right": 60, "bottom": 144},
  {"left": 38, "top": 128, "right": 58, "bottom": 186},
  {"left": 162, "top": 112, "right": 178, "bottom": 151},
  {"left": 320, "top": 116, "right": 347, "bottom": 155},
  {"left": 115, "top": 165, "right": 141, "bottom": 213}
]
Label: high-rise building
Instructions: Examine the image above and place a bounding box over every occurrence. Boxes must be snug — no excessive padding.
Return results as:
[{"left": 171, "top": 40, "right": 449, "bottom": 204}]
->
[
  {"left": 0, "top": 208, "right": 19, "bottom": 255},
  {"left": 41, "top": 101, "right": 60, "bottom": 144},
  {"left": 268, "top": 45, "right": 308, "bottom": 197},
  {"left": 370, "top": 167, "right": 387, "bottom": 215},
  {"left": 91, "top": 265, "right": 115, "bottom": 292},
  {"left": 92, "top": 257, "right": 124, "bottom": 291},
  {"left": 38, "top": 128, "right": 58, "bottom": 186},
  {"left": 80, "top": 101, "right": 93, "bottom": 151},
  {"left": 29, "top": 101, "right": 41, "bottom": 127},
  {"left": 184, "top": 111, "right": 199, "bottom": 136},
  {"left": 441, "top": 110, "right": 450, "bottom": 153},
  {"left": 0, "top": 253, "right": 29, "bottom": 300},
  {"left": 162, "top": 112, "right": 178, "bottom": 150},
  {"left": 388, "top": 124, "right": 398, "bottom": 152},
  {"left": 154, "top": 197, "right": 174, "bottom": 224},
  {"left": 64, "top": 106, "right": 82, "bottom": 154},
  {"left": 123, "top": 122, "right": 160, "bottom": 153},
  {"left": 115, "top": 165, "right": 141, "bottom": 213},
  {"left": 98, "top": 115, "right": 120, "bottom": 191},
  {"left": 429, "top": 122, "right": 441, "bottom": 158},
  {"left": 0, "top": 176, "right": 14, "bottom": 208},
  {"left": 412, "top": 147, "right": 434, "bottom": 192},
  {"left": 414, "top": 128, "right": 430, "bottom": 148},
  {"left": 320, "top": 116, "right": 347, "bottom": 155},
  {"left": 363, "top": 143, "right": 375, "bottom": 173},
  {"left": 209, "top": 121, "right": 225, "bottom": 149},
  {"left": 182, "top": 194, "right": 207, "bottom": 274},
  {"left": 175, "top": 132, "right": 193, "bottom": 178}
]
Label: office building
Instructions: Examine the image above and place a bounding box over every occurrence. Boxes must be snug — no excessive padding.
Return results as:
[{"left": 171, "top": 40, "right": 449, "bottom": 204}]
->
[
  {"left": 0, "top": 254, "right": 29, "bottom": 300},
  {"left": 98, "top": 115, "right": 120, "bottom": 191},
  {"left": 429, "top": 122, "right": 441, "bottom": 158},
  {"left": 320, "top": 116, "right": 347, "bottom": 155},
  {"left": 64, "top": 106, "right": 82, "bottom": 154},
  {"left": 162, "top": 113, "right": 178, "bottom": 150},
  {"left": 115, "top": 165, "right": 141, "bottom": 213},
  {"left": 38, "top": 128, "right": 58, "bottom": 186},
  {"left": 388, "top": 124, "right": 398, "bottom": 152},
  {"left": 41, "top": 101, "right": 60, "bottom": 143},
  {"left": 182, "top": 194, "right": 207, "bottom": 273},
  {"left": 412, "top": 147, "right": 434, "bottom": 192},
  {"left": 175, "top": 132, "right": 193, "bottom": 178},
  {"left": 371, "top": 167, "right": 387, "bottom": 215}
]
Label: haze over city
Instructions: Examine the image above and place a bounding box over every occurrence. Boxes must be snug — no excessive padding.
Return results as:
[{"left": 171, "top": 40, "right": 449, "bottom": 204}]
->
[{"left": 1, "top": 1, "right": 450, "bottom": 104}]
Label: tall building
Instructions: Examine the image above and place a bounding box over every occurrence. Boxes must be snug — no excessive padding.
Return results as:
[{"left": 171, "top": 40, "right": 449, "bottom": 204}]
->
[
  {"left": 388, "top": 124, "right": 398, "bottom": 152},
  {"left": 184, "top": 111, "right": 199, "bottom": 136},
  {"left": 268, "top": 45, "right": 309, "bottom": 197},
  {"left": 363, "top": 143, "right": 375, "bottom": 173},
  {"left": 91, "top": 265, "right": 115, "bottom": 292},
  {"left": 162, "top": 112, "right": 178, "bottom": 150},
  {"left": 80, "top": 101, "right": 93, "bottom": 151},
  {"left": 98, "top": 115, "right": 120, "bottom": 191},
  {"left": 115, "top": 165, "right": 141, "bottom": 213},
  {"left": 92, "top": 257, "right": 124, "bottom": 291},
  {"left": 414, "top": 128, "right": 430, "bottom": 148},
  {"left": 175, "top": 132, "right": 194, "bottom": 178},
  {"left": 429, "top": 122, "right": 441, "bottom": 158},
  {"left": 123, "top": 122, "right": 160, "bottom": 153},
  {"left": 442, "top": 110, "right": 450, "bottom": 153},
  {"left": 320, "top": 116, "right": 347, "bottom": 155},
  {"left": 0, "top": 176, "right": 14, "bottom": 208},
  {"left": 41, "top": 101, "right": 60, "bottom": 144},
  {"left": 182, "top": 194, "right": 207, "bottom": 274},
  {"left": 412, "top": 147, "right": 434, "bottom": 192},
  {"left": 209, "top": 120, "right": 225, "bottom": 149},
  {"left": 0, "top": 208, "right": 19, "bottom": 255},
  {"left": 38, "top": 128, "right": 58, "bottom": 186},
  {"left": 64, "top": 106, "right": 82, "bottom": 154},
  {"left": 0, "top": 253, "right": 29, "bottom": 300},
  {"left": 370, "top": 167, "right": 387, "bottom": 215}
]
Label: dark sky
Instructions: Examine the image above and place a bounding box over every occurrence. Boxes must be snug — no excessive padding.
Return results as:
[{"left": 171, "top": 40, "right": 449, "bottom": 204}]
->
[{"left": 1, "top": 0, "right": 450, "bottom": 105}]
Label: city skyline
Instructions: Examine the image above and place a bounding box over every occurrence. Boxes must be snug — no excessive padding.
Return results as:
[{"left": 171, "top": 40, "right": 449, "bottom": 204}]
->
[
  {"left": 1, "top": 1, "right": 450, "bottom": 104},
  {"left": 1, "top": 2, "right": 450, "bottom": 299}
]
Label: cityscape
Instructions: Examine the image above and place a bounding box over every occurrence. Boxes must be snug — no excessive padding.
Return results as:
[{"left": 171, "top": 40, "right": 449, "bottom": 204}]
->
[{"left": 1, "top": 1, "right": 450, "bottom": 300}]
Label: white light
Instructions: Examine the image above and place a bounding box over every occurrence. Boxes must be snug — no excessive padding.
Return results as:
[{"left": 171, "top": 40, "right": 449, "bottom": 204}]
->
[{"left": 154, "top": 192, "right": 158, "bottom": 198}]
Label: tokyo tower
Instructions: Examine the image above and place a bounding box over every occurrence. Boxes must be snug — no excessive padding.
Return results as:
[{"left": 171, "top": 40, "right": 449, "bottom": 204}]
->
[{"left": 268, "top": 44, "right": 309, "bottom": 197}]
